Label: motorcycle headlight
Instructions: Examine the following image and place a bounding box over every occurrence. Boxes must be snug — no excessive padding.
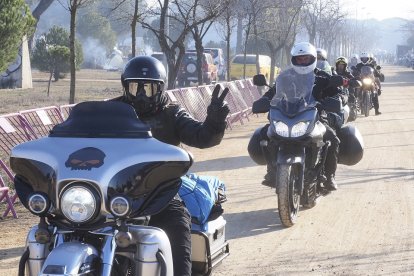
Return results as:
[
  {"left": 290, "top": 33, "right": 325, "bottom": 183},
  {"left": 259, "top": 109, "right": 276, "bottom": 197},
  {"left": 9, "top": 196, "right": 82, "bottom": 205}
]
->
[
  {"left": 291, "top": 121, "right": 310, "bottom": 138},
  {"left": 61, "top": 186, "right": 98, "bottom": 223},
  {"left": 28, "top": 193, "right": 50, "bottom": 215},
  {"left": 273, "top": 121, "right": 289, "bottom": 137},
  {"left": 110, "top": 196, "right": 131, "bottom": 217},
  {"left": 362, "top": 78, "right": 373, "bottom": 86}
]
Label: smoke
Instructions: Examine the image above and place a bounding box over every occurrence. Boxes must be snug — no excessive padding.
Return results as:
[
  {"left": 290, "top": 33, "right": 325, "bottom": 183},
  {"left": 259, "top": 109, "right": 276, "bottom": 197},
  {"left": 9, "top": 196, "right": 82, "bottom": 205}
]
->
[{"left": 81, "top": 38, "right": 108, "bottom": 69}]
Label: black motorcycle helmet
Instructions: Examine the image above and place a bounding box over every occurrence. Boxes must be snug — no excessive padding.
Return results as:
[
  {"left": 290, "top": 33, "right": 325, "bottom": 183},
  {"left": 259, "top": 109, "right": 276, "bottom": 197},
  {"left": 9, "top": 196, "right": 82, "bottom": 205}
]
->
[{"left": 121, "top": 56, "right": 167, "bottom": 116}]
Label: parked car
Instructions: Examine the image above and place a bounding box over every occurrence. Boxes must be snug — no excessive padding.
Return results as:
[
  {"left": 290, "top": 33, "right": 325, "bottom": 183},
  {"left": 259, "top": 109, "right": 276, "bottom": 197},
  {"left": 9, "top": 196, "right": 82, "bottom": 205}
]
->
[
  {"left": 204, "top": 48, "right": 226, "bottom": 80},
  {"left": 177, "top": 52, "right": 218, "bottom": 87},
  {"left": 229, "top": 54, "right": 279, "bottom": 81}
]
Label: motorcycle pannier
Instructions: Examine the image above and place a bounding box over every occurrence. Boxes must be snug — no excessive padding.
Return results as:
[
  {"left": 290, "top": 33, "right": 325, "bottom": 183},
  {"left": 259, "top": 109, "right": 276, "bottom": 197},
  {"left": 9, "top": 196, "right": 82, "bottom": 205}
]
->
[
  {"left": 338, "top": 125, "right": 364, "bottom": 166},
  {"left": 191, "top": 216, "right": 229, "bottom": 276}
]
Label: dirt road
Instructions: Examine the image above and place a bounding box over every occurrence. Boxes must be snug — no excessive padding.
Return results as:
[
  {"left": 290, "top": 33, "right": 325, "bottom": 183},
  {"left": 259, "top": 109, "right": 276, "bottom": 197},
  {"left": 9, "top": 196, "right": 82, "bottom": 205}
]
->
[{"left": 1, "top": 65, "right": 414, "bottom": 275}]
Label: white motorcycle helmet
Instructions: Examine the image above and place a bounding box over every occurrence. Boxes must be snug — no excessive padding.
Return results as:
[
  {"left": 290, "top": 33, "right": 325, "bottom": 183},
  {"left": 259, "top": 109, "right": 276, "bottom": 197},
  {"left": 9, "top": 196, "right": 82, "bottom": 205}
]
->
[
  {"left": 290, "top": 42, "right": 317, "bottom": 75},
  {"left": 360, "top": 52, "right": 370, "bottom": 64},
  {"left": 316, "top": 48, "right": 328, "bottom": 61}
]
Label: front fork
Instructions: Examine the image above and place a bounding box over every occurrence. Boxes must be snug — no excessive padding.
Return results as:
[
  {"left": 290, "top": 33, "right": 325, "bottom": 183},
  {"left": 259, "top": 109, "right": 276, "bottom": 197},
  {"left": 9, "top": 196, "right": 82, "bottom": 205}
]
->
[{"left": 23, "top": 225, "right": 117, "bottom": 276}]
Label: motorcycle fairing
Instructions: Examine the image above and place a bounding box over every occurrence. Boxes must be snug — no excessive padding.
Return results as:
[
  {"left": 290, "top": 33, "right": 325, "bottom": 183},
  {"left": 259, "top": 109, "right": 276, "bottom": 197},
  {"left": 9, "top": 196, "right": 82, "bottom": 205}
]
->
[
  {"left": 11, "top": 136, "right": 191, "bottom": 219},
  {"left": 268, "top": 107, "right": 319, "bottom": 140}
]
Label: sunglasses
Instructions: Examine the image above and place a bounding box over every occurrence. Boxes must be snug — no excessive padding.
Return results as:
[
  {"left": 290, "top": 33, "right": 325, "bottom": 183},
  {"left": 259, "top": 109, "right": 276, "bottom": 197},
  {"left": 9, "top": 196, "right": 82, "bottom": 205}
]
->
[{"left": 128, "top": 81, "right": 160, "bottom": 97}]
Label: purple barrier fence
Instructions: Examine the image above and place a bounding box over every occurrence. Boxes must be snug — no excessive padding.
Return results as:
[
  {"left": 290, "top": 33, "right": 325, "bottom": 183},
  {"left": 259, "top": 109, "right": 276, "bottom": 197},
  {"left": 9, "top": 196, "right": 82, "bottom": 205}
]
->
[
  {"left": 178, "top": 87, "right": 209, "bottom": 121},
  {"left": 0, "top": 113, "right": 38, "bottom": 218},
  {"left": 60, "top": 103, "right": 77, "bottom": 120},
  {"left": 19, "top": 106, "right": 64, "bottom": 138}
]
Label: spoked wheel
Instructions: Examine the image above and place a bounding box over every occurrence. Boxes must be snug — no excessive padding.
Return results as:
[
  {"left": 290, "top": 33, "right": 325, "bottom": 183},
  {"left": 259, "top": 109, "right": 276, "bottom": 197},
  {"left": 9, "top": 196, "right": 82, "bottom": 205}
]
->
[{"left": 276, "top": 164, "right": 301, "bottom": 227}]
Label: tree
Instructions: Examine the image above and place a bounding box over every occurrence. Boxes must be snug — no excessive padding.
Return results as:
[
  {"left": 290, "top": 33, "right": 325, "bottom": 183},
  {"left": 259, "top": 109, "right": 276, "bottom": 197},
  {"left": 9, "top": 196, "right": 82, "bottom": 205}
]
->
[
  {"left": 140, "top": 0, "right": 224, "bottom": 89},
  {"left": 0, "top": 0, "right": 35, "bottom": 72},
  {"left": 59, "top": 0, "right": 95, "bottom": 104},
  {"left": 107, "top": 0, "right": 148, "bottom": 57},
  {"left": 190, "top": 1, "right": 223, "bottom": 84},
  {"left": 260, "top": 0, "right": 303, "bottom": 83},
  {"left": 32, "top": 26, "right": 83, "bottom": 82},
  {"left": 77, "top": 11, "right": 117, "bottom": 54},
  {"left": 26, "top": 0, "right": 54, "bottom": 50},
  {"left": 216, "top": 0, "right": 238, "bottom": 81}
]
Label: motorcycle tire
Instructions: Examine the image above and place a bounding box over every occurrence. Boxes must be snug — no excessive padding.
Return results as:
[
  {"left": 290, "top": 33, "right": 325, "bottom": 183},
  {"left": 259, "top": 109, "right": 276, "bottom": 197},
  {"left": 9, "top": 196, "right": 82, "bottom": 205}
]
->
[
  {"left": 277, "top": 164, "right": 300, "bottom": 227},
  {"left": 300, "top": 182, "right": 317, "bottom": 209},
  {"left": 348, "top": 108, "right": 357, "bottom": 122},
  {"left": 363, "top": 92, "right": 370, "bottom": 117}
]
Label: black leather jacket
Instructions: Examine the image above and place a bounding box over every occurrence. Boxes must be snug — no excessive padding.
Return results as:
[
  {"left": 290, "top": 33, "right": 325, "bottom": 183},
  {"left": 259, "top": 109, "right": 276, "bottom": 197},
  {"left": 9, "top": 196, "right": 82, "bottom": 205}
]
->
[{"left": 114, "top": 95, "right": 226, "bottom": 148}]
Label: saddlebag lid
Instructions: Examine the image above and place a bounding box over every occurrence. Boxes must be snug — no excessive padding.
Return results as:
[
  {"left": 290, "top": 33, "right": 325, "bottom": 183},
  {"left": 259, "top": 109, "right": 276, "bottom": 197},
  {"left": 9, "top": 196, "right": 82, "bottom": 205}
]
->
[{"left": 49, "top": 101, "right": 151, "bottom": 138}]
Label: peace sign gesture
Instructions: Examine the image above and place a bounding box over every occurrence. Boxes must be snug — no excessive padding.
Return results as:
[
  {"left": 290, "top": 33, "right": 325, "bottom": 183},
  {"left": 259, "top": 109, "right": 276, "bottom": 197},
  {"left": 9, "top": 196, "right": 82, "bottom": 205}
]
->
[
  {"left": 210, "top": 84, "right": 229, "bottom": 106},
  {"left": 206, "top": 84, "right": 230, "bottom": 126}
]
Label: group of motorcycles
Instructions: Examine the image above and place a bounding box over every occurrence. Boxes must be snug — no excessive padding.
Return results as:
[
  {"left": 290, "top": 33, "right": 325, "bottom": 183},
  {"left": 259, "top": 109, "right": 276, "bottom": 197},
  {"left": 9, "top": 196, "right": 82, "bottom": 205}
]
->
[
  {"left": 347, "top": 65, "right": 383, "bottom": 120},
  {"left": 9, "top": 63, "right": 382, "bottom": 275}
]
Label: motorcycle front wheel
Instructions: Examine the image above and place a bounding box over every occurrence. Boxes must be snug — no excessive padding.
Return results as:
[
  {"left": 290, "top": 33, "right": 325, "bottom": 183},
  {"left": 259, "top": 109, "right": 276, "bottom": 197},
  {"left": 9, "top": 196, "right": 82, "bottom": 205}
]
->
[
  {"left": 363, "top": 92, "right": 370, "bottom": 117},
  {"left": 276, "top": 164, "right": 300, "bottom": 227}
]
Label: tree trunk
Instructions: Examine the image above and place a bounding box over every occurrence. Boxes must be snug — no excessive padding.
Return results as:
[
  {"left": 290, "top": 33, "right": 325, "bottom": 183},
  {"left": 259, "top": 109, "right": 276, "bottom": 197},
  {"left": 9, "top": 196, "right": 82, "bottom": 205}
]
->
[
  {"left": 69, "top": 2, "right": 77, "bottom": 104},
  {"left": 226, "top": 14, "right": 231, "bottom": 81},
  {"left": 47, "top": 70, "right": 53, "bottom": 97},
  {"left": 29, "top": 0, "right": 54, "bottom": 51},
  {"left": 131, "top": 0, "right": 139, "bottom": 58},
  {"left": 236, "top": 16, "right": 243, "bottom": 54},
  {"left": 194, "top": 35, "right": 204, "bottom": 85}
]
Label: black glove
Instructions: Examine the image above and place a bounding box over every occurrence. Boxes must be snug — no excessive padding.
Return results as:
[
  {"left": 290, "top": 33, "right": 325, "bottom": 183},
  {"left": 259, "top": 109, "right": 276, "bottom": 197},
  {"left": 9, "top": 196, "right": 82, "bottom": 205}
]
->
[
  {"left": 329, "top": 75, "right": 344, "bottom": 87},
  {"left": 206, "top": 84, "right": 230, "bottom": 125}
]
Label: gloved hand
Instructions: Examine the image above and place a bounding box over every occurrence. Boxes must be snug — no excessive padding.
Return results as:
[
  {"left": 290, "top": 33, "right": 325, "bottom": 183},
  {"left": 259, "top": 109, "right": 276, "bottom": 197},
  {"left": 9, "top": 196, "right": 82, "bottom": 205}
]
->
[
  {"left": 206, "top": 84, "right": 230, "bottom": 125},
  {"left": 329, "top": 75, "right": 344, "bottom": 87}
]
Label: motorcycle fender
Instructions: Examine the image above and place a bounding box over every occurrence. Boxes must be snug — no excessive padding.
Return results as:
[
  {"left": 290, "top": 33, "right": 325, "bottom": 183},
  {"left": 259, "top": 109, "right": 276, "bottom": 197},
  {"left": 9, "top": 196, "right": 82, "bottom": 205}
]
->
[
  {"left": 277, "top": 145, "right": 305, "bottom": 194},
  {"left": 276, "top": 145, "right": 305, "bottom": 165},
  {"left": 39, "top": 242, "right": 99, "bottom": 276}
]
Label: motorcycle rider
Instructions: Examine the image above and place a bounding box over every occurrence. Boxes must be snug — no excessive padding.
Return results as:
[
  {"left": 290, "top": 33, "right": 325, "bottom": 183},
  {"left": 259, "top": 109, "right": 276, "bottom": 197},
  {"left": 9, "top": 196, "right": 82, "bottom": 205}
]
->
[
  {"left": 248, "top": 42, "right": 341, "bottom": 191},
  {"left": 316, "top": 48, "right": 332, "bottom": 75},
  {"left": 349, "top": 54, "right": 359, "bottom": 69},
  {"left": 354, "top": 52, "right": 382, "bottom": 115},
  {"left": 115, "top": 56, "right": 230, "bottom": 276},
  {"left": 334, "top": 56, "right": 355, "bottom": 106}
]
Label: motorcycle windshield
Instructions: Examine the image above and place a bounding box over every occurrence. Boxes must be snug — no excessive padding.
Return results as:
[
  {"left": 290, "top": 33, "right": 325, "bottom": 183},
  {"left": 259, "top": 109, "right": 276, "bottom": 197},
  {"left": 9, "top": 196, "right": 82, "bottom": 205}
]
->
[
  {"left": 270, "top": 70, "right": 316, "bottom": 115},
  {"left": 360, "top": 66, "right": 374, "bottom": 78}
]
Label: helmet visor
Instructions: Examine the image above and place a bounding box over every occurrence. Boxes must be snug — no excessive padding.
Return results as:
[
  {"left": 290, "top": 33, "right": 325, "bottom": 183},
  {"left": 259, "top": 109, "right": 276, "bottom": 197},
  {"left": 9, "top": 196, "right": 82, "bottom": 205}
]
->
[
  {"left": 128, "top": 81, "right": 159, "bottom": 98},
  {"left": 292, "top": 55, "right": 316, "bottom": 67}
]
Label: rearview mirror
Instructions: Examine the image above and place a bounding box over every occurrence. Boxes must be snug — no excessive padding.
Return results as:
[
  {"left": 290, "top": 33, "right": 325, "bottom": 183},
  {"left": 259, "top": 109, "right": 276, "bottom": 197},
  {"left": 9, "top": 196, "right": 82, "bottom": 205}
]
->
[
  {"left": 252, "top": 97, "right": 270, "bottom": 113},
  {"left": 376, "top": 65, "right": 381, "bottom": 70},
  {"left": 253, "top": 74, "right": 268, "bottom": 86}
]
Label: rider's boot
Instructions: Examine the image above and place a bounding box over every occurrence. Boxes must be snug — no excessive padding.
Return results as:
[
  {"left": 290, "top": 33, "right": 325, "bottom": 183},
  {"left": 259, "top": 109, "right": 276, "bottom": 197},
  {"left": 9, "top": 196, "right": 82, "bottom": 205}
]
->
[
  {"left": 324, "top": 174, "right": 338, "bottom": 191},
  {"left": 262, "top": 165, "right": 276, "bottom": 188}
]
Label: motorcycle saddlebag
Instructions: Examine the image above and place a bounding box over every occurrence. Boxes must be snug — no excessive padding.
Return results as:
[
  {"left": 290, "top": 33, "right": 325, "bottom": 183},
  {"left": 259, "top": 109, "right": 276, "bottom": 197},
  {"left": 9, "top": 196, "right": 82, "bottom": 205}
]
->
[
  {"left": 337, "top": 124, "right": 364, "bottom": 166},
  {"left": 191, "top": 216, "right": 230, "bottom": 276}
]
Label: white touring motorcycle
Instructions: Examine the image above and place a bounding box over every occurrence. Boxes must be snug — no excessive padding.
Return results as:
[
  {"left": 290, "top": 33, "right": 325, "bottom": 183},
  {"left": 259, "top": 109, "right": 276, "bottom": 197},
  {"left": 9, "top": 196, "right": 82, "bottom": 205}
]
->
[{"left": 11, "top": 101, "right": 229, "bottom": 276}]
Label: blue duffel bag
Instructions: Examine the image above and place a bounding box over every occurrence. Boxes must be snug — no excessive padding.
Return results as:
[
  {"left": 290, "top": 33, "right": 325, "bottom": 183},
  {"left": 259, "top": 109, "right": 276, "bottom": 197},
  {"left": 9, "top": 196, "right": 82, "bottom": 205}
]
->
[{"left": 178, "top": 173, "right": 226, "bottom": 228}]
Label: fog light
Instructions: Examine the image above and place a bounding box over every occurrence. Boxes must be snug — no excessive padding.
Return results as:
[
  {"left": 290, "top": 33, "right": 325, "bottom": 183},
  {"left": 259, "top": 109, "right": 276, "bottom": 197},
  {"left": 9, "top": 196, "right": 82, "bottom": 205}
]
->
[
  {"left": 115, "top": 231, "right": 132, "bottom": 248},
  {"left": 35, "top": 227, "right": 51, "bottom": 244},
  {"left": 28, "top": 193, "right": 49, "bottom": 215},
  {"left": 110, "top": 196, "right": 130, "bottom": 217}
]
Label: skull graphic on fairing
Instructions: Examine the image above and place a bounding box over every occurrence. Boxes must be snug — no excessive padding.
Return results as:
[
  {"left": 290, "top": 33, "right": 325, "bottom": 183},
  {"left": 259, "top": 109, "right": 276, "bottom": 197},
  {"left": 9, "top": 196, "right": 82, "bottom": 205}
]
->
[{"left": 65, "top": 147, "right": 106, "bottom": 170}]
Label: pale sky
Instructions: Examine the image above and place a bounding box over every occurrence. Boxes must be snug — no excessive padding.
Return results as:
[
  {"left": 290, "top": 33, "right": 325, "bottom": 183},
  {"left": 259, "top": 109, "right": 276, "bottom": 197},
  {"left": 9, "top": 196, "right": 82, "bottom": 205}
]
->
[{"left": 342, "top": 0, "right": 414, "bottom": 20}]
